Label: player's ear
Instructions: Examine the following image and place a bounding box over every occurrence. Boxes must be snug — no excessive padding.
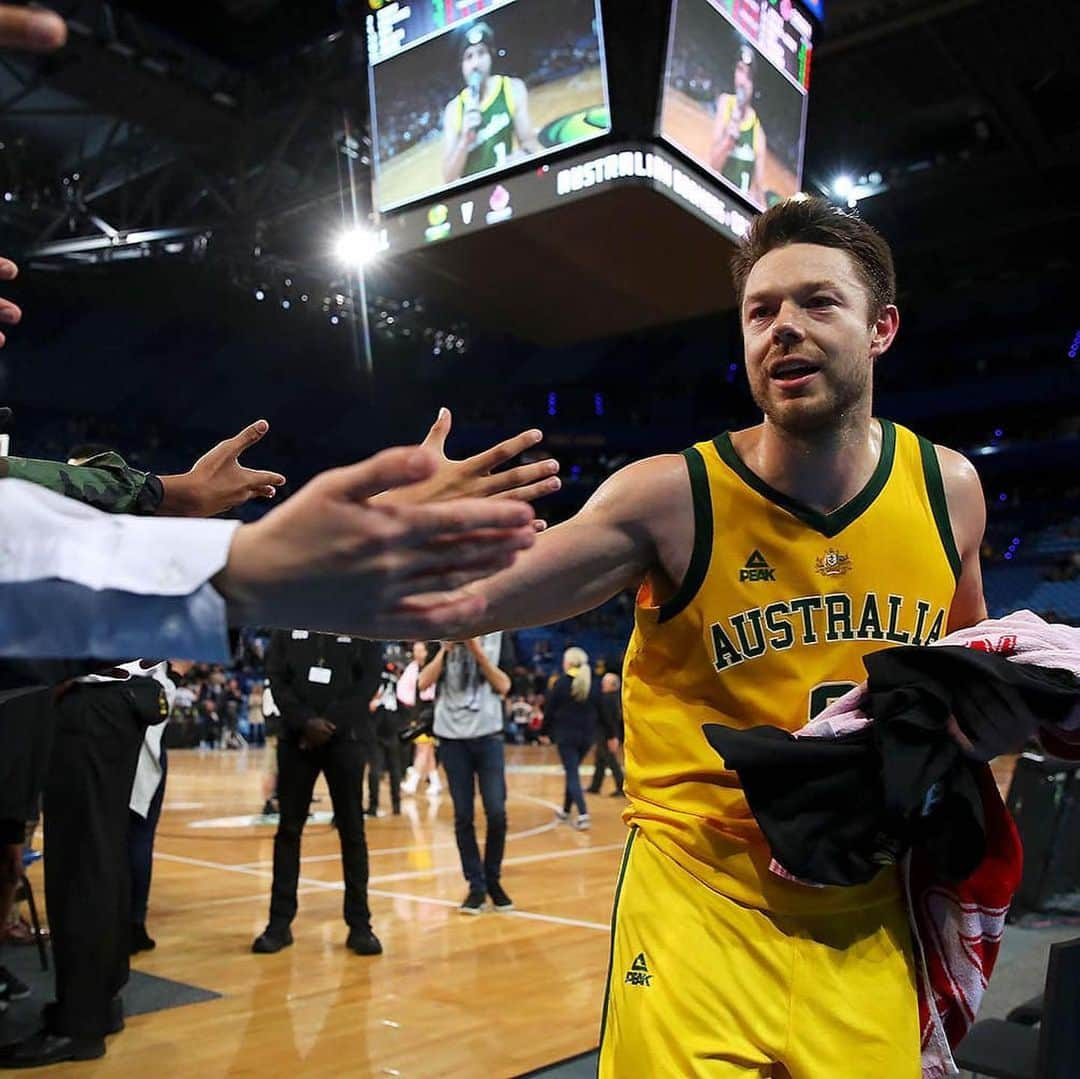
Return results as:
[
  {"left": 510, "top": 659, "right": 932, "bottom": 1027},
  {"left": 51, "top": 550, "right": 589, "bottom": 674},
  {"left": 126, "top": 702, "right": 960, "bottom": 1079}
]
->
[{"left": 869, "top": 304, "right": 899, "bottom": 360}]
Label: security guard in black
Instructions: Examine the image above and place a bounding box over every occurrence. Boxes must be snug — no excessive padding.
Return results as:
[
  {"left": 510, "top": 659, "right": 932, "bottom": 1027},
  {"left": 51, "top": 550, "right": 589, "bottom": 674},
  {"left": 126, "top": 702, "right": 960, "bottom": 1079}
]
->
[{"left": 259, "top": 630, "right": 383, "bottom": 951}]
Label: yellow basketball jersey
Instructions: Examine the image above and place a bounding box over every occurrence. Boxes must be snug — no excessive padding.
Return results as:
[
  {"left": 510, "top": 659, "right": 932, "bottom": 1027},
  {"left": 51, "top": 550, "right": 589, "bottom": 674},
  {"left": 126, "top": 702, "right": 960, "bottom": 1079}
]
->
[{"left": 622, "top": 419, "right": 960, "bottom": 913}]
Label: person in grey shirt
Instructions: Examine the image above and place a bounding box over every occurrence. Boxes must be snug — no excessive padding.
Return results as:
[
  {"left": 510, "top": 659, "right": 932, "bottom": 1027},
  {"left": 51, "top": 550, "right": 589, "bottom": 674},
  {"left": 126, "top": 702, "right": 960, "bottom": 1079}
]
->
[{"left": 419, "top": 634, "right": 515, "bottom": 914}]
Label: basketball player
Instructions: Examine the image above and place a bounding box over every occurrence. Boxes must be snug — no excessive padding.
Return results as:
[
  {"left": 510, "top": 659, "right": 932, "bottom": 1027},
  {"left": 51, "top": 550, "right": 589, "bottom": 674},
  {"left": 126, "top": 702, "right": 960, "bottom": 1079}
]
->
[
  {"left": 710, "top": 43, "right": 768, "bottom": 208},
  {"left": 442, "top": 21, "right": 541, "bottom": 184},
  {"left": 429, "top": 197, "right": 989, "bottom": 1075}
]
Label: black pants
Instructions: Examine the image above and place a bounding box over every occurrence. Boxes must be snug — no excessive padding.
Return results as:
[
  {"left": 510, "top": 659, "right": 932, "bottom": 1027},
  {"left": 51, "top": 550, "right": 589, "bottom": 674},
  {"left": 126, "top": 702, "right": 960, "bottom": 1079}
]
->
[
  {"left": 367, "top": 709, "right": 402, "bottom": 813},
  {"left": 269, "top": 735, "right": 371, "bottom": 931},
  {"left": 44, "top": 685, "right": 146, "bottom": 1040},
  {"left": 587, "top": 735, "right": 624, "bottom": 793},
  {"left": 128, "top": 744, "right": 167, "bottom": 927}
]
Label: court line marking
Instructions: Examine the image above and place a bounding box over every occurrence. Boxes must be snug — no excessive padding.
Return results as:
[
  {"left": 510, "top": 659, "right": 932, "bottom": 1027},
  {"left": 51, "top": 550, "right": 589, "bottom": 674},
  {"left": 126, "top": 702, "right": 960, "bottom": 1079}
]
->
[
  {"left": 154, "top": 849, "right": 615, "bottom": 933},
  {"left": 167, "top": 887, "right": 325, "bottom": 914},
  {"left": 236, "top": 793, "right": 566, "bottom": 868},
  {"left": 366, "top": 888, "right": 609, "bottom": 933},
  {"left": 367, "top": 842, "right": 625, "bottom": 886}
]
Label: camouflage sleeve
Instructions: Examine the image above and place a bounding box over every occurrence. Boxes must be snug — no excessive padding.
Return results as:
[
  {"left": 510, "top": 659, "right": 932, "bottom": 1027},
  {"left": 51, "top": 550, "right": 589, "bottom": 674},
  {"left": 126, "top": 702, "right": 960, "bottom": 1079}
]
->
[{"left": 0, "top": 451, "right": 164, "bottom": 515}]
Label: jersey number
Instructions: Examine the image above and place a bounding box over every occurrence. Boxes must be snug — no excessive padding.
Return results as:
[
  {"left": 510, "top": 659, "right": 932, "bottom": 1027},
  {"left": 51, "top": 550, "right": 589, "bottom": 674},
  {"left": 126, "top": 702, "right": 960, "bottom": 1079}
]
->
[
  {"left": 494, "top": 143, "right": 507, "bottom": 166},
  {"left": 808, "top": 682, "right": 858, "bottom": 721}
]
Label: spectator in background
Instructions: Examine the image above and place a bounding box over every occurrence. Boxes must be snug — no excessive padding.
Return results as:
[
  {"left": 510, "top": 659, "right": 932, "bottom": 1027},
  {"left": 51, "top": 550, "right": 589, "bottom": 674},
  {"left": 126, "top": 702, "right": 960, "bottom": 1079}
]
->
[
  {"left": 543, "top": 647, "right": 600, "bottom": 831},
  {"left": 247, "top": 680, "right": 266, "bottom": 747},
  {"left": 366, "top": 654, "right": 403, "bottom": 817},
  {"left": 419, "top": 636, "right": 514, "bottom": 914},
  {"left": 587, "top": 672, "right": 624, "bottom": 797},
  {"left": 397, "top": 642, "right": 441, "bottom": 798}
]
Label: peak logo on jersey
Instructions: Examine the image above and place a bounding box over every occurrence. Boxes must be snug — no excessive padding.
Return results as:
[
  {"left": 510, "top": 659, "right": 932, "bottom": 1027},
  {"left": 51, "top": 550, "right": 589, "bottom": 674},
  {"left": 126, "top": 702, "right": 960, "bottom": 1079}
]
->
[
  {"left": 815, "top": 548, "right": 852, "bottom": 577},
  {"left": 740, "top": 549, "right": 776, "bottom": 582},
  {"left": 624, "top": 952, "right": 652, "bottom": 987}
]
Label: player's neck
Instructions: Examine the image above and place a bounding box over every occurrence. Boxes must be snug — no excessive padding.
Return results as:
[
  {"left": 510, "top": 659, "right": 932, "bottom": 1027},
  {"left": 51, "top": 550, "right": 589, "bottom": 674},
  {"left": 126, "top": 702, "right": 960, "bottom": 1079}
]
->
[{"left": 743, "top": 410, "right": 880, "bottom": 514}]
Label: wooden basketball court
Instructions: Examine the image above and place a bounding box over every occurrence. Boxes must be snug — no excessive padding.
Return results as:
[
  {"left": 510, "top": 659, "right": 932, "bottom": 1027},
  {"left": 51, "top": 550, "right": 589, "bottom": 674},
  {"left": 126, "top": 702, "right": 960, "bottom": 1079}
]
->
[
  {"left": 24, "top": 745, "right": 625, "bottom": 1077},
  {"left": 19, "top": 746, "right": 1020, "bottom": 1076}
]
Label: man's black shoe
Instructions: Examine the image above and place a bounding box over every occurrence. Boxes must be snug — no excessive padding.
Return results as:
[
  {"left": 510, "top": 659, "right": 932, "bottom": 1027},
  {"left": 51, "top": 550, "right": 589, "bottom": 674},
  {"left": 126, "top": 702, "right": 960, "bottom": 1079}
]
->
[
  {"left": 346, "top": 928, "right": 383, "bottom": 956},
  {"left": 586, "top": 786, "right": 602, "bottom": 794},
  {"left": 42, "top": 996, "right": 123, "bottom": 1038},
  {"left": 0, "top": 1030, "right": 106, "bottom": 1068},
  {"left": 609, "top": 788, "right": 624, "bottom": 797},
  {"left": 130, "top": 924, "right": 156, "bottom": 954},
  {"left": 251, "top": 925, "right": 293, "bottom": 954}
]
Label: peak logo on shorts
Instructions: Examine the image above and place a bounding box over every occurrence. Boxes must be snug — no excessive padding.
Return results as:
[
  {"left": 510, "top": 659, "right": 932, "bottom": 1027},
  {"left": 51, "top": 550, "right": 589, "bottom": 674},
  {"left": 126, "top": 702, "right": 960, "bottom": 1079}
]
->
[
  {"left": 739, "top": 549, "right": 776, "bottom": 582},
  {"left": 624, "top": 952, "right": 653, "bottom": 987}
]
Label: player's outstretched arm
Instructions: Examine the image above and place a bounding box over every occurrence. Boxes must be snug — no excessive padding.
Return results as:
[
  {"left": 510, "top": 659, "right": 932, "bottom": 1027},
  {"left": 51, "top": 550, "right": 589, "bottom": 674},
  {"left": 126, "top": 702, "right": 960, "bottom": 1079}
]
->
[
  {"left": 214, "top": 445, "right": 538, "bottom": 638},
  {"left": 395, "top": 453, "right": 693, "bottom": 638}
]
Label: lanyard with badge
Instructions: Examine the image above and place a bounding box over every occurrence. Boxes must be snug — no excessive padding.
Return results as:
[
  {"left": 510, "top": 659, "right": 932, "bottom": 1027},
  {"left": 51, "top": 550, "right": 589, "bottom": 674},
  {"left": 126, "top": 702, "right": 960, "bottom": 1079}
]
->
[{"left": 293, "top": 629, "right": 333, "bottom": 686}]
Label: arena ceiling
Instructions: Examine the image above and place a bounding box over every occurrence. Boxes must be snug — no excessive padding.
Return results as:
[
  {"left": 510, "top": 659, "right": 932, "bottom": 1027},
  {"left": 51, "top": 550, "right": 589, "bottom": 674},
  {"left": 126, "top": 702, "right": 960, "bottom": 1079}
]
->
[{"left": 0, "top": 0, "right": 1077, "bottom": 318}]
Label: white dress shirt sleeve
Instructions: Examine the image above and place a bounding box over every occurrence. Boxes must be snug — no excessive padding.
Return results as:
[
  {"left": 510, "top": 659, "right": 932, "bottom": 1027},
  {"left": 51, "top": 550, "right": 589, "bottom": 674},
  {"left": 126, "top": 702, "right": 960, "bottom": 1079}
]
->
[{"left": 0, "top": 479, "right": 239, "bottom": 660}]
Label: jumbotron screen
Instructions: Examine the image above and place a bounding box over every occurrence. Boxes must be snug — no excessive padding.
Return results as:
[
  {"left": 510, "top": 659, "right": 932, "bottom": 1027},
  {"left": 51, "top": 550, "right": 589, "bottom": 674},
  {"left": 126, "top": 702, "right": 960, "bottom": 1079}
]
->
[
  {"left": 367, "top": 0, "right": 612, "bottom": 214},
  {"left": 659, "top": 0, "right": 814, "bottom": 211}
]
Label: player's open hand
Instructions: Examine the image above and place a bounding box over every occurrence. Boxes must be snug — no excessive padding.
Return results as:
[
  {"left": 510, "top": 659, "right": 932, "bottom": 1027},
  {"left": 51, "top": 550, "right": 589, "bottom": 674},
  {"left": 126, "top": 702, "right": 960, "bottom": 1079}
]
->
[
  {"left": 0, "top": 257, "right": 22, "bottom": 349},
  {"left": 375, "top": 408, "right": 560, "bottom": 525},
  {"left": 0, "top": 6, "right": 66, "bottom": 52},
  {"left": 215, "top": 444, "right": 537, "bottom": 638}
]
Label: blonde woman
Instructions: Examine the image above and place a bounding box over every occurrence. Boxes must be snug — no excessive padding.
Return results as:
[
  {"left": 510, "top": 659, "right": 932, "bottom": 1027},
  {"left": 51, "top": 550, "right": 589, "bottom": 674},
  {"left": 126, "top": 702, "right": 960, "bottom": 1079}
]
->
[{"left": 542, "top": 647, "right": 601, "bottom": 830}]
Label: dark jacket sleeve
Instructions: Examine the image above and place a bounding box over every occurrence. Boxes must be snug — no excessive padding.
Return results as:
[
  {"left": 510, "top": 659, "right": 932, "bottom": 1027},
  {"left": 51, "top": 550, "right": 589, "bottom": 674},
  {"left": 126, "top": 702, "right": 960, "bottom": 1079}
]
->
[
  {"left": 600, "top": 693, "right": 623, "bottom": 740},
  {"left": 266, "top": 632, "right": 317, "bottom": 734},
  {"left": 542, "top": 676, "right": 568, "bottom": 739},
  {"left": 0, "top": 451, "right": 164, "bottom": 515}
]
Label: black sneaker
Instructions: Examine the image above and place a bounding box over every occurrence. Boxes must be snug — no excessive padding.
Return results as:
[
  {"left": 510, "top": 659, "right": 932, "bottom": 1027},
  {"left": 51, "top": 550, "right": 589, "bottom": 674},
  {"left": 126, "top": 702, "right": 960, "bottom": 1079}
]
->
[
  {"left": 0, "top": 964, "right": 31, "bottom": 1002},
  {"left": 487, "top": 882, "right": 514, "bottom": 912},
  {"left": 251, "top": 925, "right": 293, "bottom": 954},
  {"left": 459, "top": 889, "right": 488, "bottom": 915},
  {"left": 346, "top": 928, "right": 383, "bottom": 956}
]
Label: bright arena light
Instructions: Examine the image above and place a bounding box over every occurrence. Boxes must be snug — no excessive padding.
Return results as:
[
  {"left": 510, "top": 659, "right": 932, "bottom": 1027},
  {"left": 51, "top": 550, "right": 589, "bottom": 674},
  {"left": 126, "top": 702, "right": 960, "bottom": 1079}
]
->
[
  {"left": 831, "top": 175, "right": 854, "bottom": 200},
  {"left": 334, "top": 228, "right": 382, "bottom": 269}
]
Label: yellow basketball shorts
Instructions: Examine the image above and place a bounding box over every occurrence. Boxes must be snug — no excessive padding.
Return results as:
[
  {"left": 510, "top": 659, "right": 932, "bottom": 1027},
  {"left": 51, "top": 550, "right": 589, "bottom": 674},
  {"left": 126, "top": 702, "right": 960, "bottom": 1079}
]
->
[{"left": 598, "top": 829, "right": 921, "bottom": 1078}]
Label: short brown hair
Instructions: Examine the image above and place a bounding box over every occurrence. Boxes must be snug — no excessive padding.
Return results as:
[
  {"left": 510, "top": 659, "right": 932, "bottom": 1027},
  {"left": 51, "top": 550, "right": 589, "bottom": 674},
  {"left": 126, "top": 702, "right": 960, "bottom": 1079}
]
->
[{"left": 730, "top": 196, "right": 896, "bottom": 320}]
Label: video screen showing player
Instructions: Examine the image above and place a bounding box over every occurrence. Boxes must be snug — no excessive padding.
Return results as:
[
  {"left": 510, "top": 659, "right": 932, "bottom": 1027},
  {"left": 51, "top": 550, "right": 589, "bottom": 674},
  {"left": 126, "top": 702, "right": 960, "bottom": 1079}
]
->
[
  {"left": 370, "top": 0, "right": 610, "bottom": 213},
  {"left": 660, "top": 0, "right": 807, "bottom": 211}
]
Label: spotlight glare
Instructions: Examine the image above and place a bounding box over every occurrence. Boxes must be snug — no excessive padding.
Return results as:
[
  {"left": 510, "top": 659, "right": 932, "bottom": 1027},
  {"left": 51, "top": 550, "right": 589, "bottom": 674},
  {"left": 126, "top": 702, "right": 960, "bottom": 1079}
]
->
[
  {"left": 334, "top": 228, "right": 382, "bottom": 268},
  {"left": 831, "top": 175, "right": 854, "bottom": 199},
  {"left": 254, "top": 288, "right": 266, "bottom": 301}
]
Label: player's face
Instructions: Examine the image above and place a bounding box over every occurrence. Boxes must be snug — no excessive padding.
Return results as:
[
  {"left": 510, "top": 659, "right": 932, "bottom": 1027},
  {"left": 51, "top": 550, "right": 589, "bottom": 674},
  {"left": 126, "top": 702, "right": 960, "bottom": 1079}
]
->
[
  {"left": 741, "top": 243, "right": 880, "bottom": 435},
  {"left": 462, "top": 43, "right": 492, "bottom": 84}
]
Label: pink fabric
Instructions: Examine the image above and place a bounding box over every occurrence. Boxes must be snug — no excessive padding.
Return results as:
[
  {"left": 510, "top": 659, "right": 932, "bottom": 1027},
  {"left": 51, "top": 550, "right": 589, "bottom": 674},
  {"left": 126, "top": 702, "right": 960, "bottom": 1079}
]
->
[{"left": 395, "top": 660, "right": 435, "bottom": 707}]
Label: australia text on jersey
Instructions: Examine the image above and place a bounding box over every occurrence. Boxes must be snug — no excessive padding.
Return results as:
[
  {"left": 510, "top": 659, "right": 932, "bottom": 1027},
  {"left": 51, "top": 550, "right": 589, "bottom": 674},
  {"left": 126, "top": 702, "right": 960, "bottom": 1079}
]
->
[{"left": 709, "top": 591, "right": 948, "bottom": 672}]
